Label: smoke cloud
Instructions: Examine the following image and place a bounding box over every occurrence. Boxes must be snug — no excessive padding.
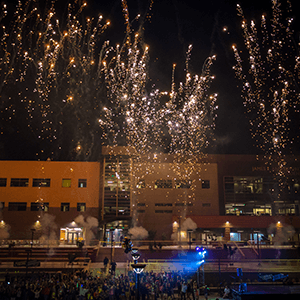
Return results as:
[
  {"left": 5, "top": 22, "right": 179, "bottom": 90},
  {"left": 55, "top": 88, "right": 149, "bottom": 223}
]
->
[
  {"left": 129, "top": 226, "right": 149, "bottom": 240},
  {"left": 0, "top": 226, "right": 10, "bottom": 240},
  {"left": 74, "top": 215, "right": 98, "bottom": 246},
  {"left": 267, "top": 223, "right": 295, "bottom": 246},
  {"left": 38, "top": 213, "right": 58, "bottom": 252},
  {"left": 181, "top": 217, "right": 197, "bottom": 231},
  {"left": 0, "top": 203, "right": 10, "bottom": 240}
]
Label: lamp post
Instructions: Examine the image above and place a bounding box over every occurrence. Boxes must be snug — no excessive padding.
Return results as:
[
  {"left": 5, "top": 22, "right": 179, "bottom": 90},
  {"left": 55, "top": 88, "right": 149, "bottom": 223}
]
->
[
  {"left": 131, "top": 249, "right": 145, "bottom": 300},
  {"left": 187, "top": 229, "right": 193, "bottom": 250},
  {"left": 110, "top": 227, "right": 114, "bottom": 264},
  {"left": 31, "top": 228, "right": 36, "bottom": 249},
  {"left": 131, "top": 248, "right": 140, "bottom": 263},
  {"left": 131, "top": 263, "right": 146, "bottom": 300},
  {"left": 25, "top": 249, "right": 32, "bottom": 277}
]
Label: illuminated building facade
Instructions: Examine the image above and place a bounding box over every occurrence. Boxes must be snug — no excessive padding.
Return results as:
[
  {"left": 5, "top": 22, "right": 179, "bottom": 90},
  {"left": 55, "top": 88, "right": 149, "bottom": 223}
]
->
[
  {"left": 0, "top": 161, "right": 100, "bottom": 243},
  {"left": 0, "top": 148, "right": 300, "bottom": 243}
]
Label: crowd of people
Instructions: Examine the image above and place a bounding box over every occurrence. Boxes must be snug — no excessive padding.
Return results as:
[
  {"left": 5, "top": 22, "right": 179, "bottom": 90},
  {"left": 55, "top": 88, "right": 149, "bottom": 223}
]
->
[{"left": 0, "top": 268, "right": 228, "bottom": 300}]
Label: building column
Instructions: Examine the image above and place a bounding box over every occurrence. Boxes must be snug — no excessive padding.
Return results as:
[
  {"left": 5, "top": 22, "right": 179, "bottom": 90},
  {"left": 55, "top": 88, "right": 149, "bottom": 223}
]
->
[{"left": 224, "top": 221, "right": 231, "bottom": 242}]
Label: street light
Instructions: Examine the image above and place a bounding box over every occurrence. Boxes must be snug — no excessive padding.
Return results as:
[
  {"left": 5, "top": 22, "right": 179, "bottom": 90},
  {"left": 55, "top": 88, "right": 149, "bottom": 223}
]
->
[
  {"left": 31, "top": 228, "right": 36, "bottom": 249},
  {"left": 187, "top": 229, "right": 193, "bottom": 250},
  {"left": 130, "top": 249, "right": 145, "bottom": 300},
  {"left": 131, "top": 262, "right": 146, "bottom": 300},
  {"left": 110, "top": 227, "right": 114, "bottom": 263},
  {"left": 131, "top": 252, "right": 140, "bottom": 263}
]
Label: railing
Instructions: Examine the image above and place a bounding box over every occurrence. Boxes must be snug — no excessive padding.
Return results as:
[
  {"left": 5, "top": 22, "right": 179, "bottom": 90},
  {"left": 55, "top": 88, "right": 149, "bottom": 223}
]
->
[
  {"left": 247, "top": 240, "right": 259, "bottom": 256},
  {"left": 1, "top": 239, "right": 298, "bottom": 250},
  {"left": 0, "top": 257, "right": 91, "bottom": 269},
  {"left": 232, "top": 241, "right": 245, "bottom": 258},
  {"left": 145, "top": 258, "right": 300, "bottom": 273},
  {"left": 144, "top": 258, "right": 300, "bottom": 274}
]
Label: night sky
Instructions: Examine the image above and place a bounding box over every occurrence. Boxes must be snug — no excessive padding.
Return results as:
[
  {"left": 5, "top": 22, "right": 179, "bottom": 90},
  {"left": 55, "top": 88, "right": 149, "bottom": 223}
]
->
[{"left": 0, "top": 0, "right": 299, "bottom": 160}]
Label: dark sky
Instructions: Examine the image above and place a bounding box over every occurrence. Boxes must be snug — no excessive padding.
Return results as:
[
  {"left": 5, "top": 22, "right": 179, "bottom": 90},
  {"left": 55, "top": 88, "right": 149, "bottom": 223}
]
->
[
  {"left": 95, "top": 0, "right": 299, "bottom": 155},
  {"left": 1, "top": 0, "right": 299, "bottom": 159}
]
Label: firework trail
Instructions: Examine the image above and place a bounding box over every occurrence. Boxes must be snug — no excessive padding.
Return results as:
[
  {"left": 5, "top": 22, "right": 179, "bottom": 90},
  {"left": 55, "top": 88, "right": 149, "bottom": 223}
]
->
[{"left": 231, "top": 0, "right": 300, "bottom": 193}]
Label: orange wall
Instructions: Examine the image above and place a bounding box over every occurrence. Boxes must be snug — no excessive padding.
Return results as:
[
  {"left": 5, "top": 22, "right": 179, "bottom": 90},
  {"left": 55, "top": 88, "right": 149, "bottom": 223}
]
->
[{"left": 0, "top": 161, "right": 100, "bottom": 208}]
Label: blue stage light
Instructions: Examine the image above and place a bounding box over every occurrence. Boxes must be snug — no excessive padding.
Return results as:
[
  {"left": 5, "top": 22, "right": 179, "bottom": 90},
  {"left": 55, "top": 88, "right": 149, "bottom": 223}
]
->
[{"left": 195, "top": 246, "right": 207, "bottom": 259}]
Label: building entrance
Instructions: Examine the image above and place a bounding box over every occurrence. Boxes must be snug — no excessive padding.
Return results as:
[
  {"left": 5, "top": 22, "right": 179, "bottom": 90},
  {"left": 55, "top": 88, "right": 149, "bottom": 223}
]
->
[
  {"left": 60, "top": 226, "right": 84, "bottom": 244},
  {"left": 102, "top": 220, "right": 131, "bottom": 245}
]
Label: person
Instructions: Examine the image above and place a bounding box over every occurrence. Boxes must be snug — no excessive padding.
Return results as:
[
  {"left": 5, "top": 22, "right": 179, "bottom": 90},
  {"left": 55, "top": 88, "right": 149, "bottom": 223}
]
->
[
  {"left": 103, "top": 257, "right": 109, "bottom": 269},
  {"left": 223, "top": 286, "right": 230, "bottom": 299},
  {"left": 79, "top": 283, "right": 89, "bottom": 300},
  {"left": 192, "top": 280, "right": 197, "bottom": 300},
  {"left": 203, "top": 285, "right": 209, "bottom": 300},
  {"left": 186, "top": 281, "right": 192, "bottom": 299},
  {"left": 181, "top": 282, "right": 187, "bottom": 300},
  {"left": 111, "top": 261, "right": 117, "bottom": 275}
]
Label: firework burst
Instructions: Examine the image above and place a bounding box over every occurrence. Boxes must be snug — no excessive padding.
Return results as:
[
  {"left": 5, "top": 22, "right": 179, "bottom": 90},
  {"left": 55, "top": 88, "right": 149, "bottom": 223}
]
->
[{"left": 232, "top": 0, "right": 300, "bottom": 190}]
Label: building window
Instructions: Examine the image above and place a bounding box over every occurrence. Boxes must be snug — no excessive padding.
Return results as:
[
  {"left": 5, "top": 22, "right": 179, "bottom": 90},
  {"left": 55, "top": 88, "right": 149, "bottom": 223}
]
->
[
  {"left": 174, "top": 202, "right": 193, "bottom": 206},
  {"left": 61, "top": 203, "right": 70, "bottom": 212},
  {"left": 175, "top": 180, "right": 191, "bottom": 189},
  {"left": 154, "top": 179, "right": 172, "bottom": 189},
  {"left": 31, "top": 202, "right": 49, "bottom": 211},
  {"left": 10, "top": 178, "right": 29, "bottom": 187},
  {"left": 202, "top": 180, "right": 210, "bottom": 189},
  {"left": 32, "top": 178, "right": 51, "bottom": 187},
  {"left": 202, "top": 203, "right": 211, "bottom": 207},
  {"left": 225, "top": 176, "right": 264, "bottom": 194},
  {"left": 0, "top": 202, "right": 4, "bottom": 210},
  {"left": 137, "top": 210, "right": 145, "bottom": 213},
  {"left": 155, "top": 210, "right": 173, "bottom": 213},
  {"left": 137, "top": 203, "right": 146, "bottom": 207},
  {"left": 8, "top": 202, "right": 27, "bottom": 211},
  {"left": 136, "top": 179, "right": 145, "bottom": 189},
  {"left": 77, "top": 203, "right": 86, "bottom": 212},
  {"left": 41, "top": 202, "right": 49, "bottom": 212},
  {"left": 155, "top": 203, "right": 172, "bottom": 206},
  {"left": 78, "top": 179, "right": 87, "bottom": 188},
  {"left": 0, "top": 178, "right": 7, "bottom": 187},
  {"left": 62, "top": 179, "right": 71, "bottom": 188}
]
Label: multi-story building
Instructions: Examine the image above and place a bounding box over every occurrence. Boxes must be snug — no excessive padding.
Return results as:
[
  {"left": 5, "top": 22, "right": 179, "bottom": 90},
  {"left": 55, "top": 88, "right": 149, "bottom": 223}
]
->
[
  {"left": 0, "top": 147, "right": 299, "bottom": 244},
  {"left": 0, "top": 160, "right": 100, "bottom": 243}
]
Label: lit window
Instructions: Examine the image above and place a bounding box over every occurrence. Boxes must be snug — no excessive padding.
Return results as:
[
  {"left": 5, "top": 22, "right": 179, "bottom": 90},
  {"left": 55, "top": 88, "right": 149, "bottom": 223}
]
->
[
  {"left": 31, "top": 202, "right": 49, "bottom": 211},
  {"left": 61, "top": 203, "right": 70, "bottom": 212},
  {"left": 77, "top": 203, "right": 86, "bottom": 212},
  {"left": 136, "top": 179, "right": 145, "bottom": 189},
  {"left": 62, "top": 179, "right": 71, "bottom": 188},
  {"left": 32, "top": 178, "right": 51, "bottom": 187},
  {"left": 78, "top": 179, "right": 87, "bottom": 188}
]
